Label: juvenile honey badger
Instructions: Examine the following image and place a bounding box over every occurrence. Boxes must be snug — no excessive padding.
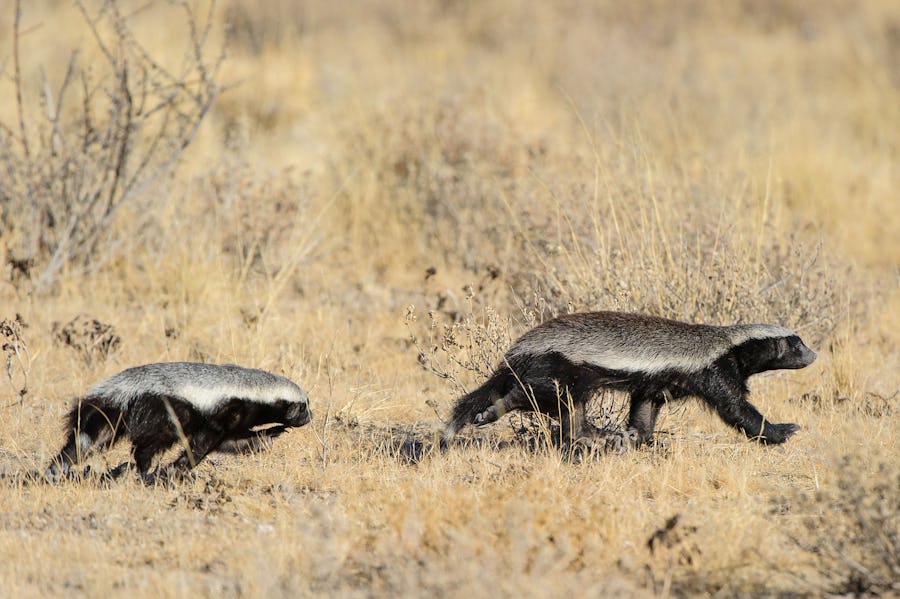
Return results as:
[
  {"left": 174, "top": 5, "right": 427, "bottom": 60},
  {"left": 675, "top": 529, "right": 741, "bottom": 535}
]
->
[
  {"left": 46, "top": 362, "right": 312, "bottom": 482},
  {"left": 443, "top": 312, "right": 816, "bottom": 448}
]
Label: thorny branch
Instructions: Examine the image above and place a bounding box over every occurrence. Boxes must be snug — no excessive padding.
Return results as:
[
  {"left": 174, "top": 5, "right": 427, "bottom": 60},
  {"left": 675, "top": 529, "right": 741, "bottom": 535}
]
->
[
  {"left": 1, "top": 314, "right": 31, "bottom": 403},
  {"left": 1, "top": 0, "right": 224, "bottom": 290}
]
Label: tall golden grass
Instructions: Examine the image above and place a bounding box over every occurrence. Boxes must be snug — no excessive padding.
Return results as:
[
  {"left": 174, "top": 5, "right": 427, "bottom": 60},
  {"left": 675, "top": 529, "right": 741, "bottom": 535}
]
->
[{"left": 0, "top": 1, "right": 897, "bottom": 596}]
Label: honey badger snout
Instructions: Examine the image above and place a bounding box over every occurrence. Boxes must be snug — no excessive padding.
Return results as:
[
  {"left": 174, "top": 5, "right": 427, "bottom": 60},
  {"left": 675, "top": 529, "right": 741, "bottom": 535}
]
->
[
  {"left": 798, "top": 344, "right": 816, "bottom": 365},
  {"left": 783, "top": 338, "right": 817, "bottom": 369}
]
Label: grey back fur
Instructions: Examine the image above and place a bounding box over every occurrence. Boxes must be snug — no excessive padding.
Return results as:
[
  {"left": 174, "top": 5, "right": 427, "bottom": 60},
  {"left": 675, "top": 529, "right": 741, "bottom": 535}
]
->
[
  {"left": 86, "top": 362, "right": 307, "bottom": 412},
  {"left": 506, "top": 312, "right": 794, "bottom": 375}
]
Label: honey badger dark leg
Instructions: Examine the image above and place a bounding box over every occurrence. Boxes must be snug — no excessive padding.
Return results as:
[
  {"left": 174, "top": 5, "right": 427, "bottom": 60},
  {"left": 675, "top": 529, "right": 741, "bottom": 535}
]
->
[
  {"left": 132, "top": 429, "right": 179, "bottom": 477},
  {"left": 127, "top": 395, "right": 191, "bottom": 478},
  {"left": 474, "top": 387, "right": 529, "bottom": 426},
  {"left": 475, "top": 384, "right": 593, "bottom": 447},
  {"left": 559, "top": 379, "right": 597, "bottom": 446},
  {"left": 167, "top": 426, "right": 229, "bottom": 472},
  {"left": 558, "top": 399, "right": 590, "bottom": 446},
  {"left": 627, "top": 390, "right": 663, "bottom": 445},
  {"left": 154, "top": 399, "right": 254, "bottom": 481},
  {"left": 139, "top": 425, "right": 232, "bottom": 484},
  {"left": 697, "top": 367, "right": 799, "bottom": 444},
  {"left": 138, "top": 427, "right": 228, "bottom": 485}
]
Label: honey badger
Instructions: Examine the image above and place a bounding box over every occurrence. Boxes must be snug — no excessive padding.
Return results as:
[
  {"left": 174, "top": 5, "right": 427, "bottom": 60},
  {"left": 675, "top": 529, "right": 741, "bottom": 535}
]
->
[
  {"left": 45, "top": 362, "right": 312, "bottom": 482},
  {"left": 443, "top": 311, "right": 816, "bottom": 448}
]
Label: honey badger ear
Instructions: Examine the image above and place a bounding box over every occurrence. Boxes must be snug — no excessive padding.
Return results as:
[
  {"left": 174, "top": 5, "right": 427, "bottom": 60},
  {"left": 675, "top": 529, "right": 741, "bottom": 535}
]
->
[{"left": 776, "top": 337, "right": 789, "bottom": 358}]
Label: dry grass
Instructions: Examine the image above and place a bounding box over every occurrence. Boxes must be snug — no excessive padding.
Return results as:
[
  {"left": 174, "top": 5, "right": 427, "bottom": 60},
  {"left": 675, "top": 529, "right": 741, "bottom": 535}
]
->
[{"left": 0, "top": 1, "right": 898, "bottom": 597}]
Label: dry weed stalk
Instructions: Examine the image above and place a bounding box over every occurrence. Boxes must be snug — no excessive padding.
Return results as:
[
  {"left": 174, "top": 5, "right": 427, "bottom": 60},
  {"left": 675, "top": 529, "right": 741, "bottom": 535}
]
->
[
  {"left": 406, "top": 301, "right": 517, "bottom": 401},
  {"left": 0, "top": 313, "right": 30, "bottom": 401},
  {"left": 0, "top": 0, "right": 223, "bottom": 289}
]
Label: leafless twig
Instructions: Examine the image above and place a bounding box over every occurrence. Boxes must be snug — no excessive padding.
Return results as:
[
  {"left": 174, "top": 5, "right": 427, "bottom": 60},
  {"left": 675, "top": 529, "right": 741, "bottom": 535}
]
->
[{"left": 1, "top": 0, "right": 224, "bottom": 290}]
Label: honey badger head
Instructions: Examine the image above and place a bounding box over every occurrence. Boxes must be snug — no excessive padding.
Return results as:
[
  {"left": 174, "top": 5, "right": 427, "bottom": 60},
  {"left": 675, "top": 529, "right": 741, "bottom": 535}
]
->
[{"left": 728, "top": 331, "right": 817, "bottom": 377}]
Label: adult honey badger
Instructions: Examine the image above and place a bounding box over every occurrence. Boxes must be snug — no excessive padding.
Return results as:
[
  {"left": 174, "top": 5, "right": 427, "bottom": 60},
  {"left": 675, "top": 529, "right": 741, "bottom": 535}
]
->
[
  {"left": 443, "top": 311, "right": 816, "bottom": 448},
  {"left": 45, "top": 362, "right": 312, "bottom": 482}
]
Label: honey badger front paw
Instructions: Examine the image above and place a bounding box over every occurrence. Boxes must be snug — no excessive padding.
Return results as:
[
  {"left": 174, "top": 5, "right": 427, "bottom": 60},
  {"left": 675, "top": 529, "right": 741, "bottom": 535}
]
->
[{"left": 756, "top": 422, "right": 800, "bottom": 444}]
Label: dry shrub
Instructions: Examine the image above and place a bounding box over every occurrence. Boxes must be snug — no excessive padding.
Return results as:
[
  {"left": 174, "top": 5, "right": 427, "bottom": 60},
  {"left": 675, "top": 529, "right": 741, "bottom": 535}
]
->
[
  {"left": 0, "top": 0, "right": 222, "bottom": 289},
  {"left": 223, "top": 2, "right": 306, "bottom": 56},
  {"left": 328, "top": 84, "right": 549, "bottom": 277},
  {"left": 520, "top": 202, "right": 838, "bottom": 348},
  {"left": 0, "top": 313, "right": 30, "bottom": 399},
  {"left": 182, "top": 132, "right": 321, "bottom": 283},
  {"left": 52, "top": 315, "right": 121, "bottom": 365},
  {"left": 408, "top": 302, "right": 520, "bottom": 397}
]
